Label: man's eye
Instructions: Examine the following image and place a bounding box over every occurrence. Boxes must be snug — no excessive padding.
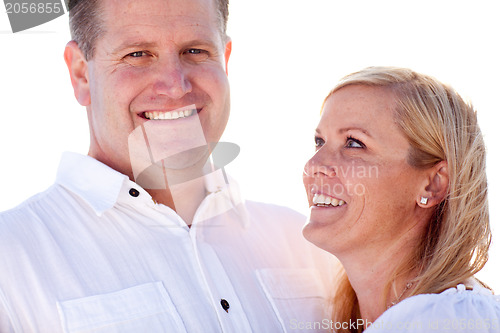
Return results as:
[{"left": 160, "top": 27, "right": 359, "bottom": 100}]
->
[
  {"left": 345, "top": 136, "right": 365, "bottom": 148},
  {"left": 123, "top": 51, "right": 154, "bottom": 66},
  {"left": 184, "top": 48, "right": 209, "bottom": 61},
  {"left": 127, "top": 51, "right": 148, "bottom": 58},
  {"left": 315, "top": 136, "right": 325, "bottom": 148}
]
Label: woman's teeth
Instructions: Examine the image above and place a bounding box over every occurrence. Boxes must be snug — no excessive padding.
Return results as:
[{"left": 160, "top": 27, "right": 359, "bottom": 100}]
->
[
  {"left": 143, "top": 109, "right": 196, "bottom": 120},
  {"left": 312, "top": 193, "right": 346, "bottom": 207}
]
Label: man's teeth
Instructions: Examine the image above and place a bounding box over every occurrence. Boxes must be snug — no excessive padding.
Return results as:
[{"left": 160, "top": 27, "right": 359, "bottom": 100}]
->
[
  {"left": 312, "top": 193, "right": 346, "bottom": 207},
  {"left": 143, "top": 109, "right": 196, "bottom": 120}
]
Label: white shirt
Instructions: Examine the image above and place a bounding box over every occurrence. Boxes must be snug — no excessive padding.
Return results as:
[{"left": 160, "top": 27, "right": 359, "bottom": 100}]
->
[
  {"left": 0, "top": 152, "right": 333, "bottom": 333},
  {"left": 365, "top": 283, "right": 500, "bottom": 332}
]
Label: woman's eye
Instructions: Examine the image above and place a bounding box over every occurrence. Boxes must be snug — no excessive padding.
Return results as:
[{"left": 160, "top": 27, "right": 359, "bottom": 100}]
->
[
  {"left": 315, "top": 136, "right": 325, "bottom": 148},
  {"left": 345, "top": 137, "right": 365, "bottom": 148}
]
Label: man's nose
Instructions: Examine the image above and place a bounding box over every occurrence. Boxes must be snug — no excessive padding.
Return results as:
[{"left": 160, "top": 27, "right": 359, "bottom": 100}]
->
[
  {"left": 153, "top": 57, "right": 192, "bottom": 99},
  {"left": 303, "top": 151, "right": 337, "bottom": 178}
]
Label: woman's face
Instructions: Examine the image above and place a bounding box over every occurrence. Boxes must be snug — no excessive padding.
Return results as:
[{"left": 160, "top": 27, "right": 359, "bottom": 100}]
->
[{"left": 303, "top": 85, "right": 427, "bottom": 256}]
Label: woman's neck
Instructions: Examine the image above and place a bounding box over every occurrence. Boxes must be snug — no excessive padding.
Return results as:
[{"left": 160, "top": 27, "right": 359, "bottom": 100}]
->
[{"left": 338, "top": 234, "right": 419, "bottom": 326}]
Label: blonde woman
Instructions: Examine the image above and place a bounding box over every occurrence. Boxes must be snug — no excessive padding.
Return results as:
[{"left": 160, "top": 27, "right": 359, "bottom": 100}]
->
[{"left": 303, "top": 67, "right": 500, "bottom": 332}]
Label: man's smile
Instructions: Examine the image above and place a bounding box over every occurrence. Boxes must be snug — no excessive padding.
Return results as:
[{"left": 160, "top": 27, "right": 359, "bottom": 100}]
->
[{"left": 142, "top": 107, "right": 199, "bottom": 120}]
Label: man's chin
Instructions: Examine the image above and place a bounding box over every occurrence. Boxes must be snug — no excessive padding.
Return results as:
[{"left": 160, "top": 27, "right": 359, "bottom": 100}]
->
[{"left": 134, "top": 149, "right": 210, "bottom": 190}]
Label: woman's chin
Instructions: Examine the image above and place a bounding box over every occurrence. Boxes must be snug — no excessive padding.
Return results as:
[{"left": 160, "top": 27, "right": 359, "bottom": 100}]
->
[{"left": 302, "top": 217, "right": 338, "bottom": 254}]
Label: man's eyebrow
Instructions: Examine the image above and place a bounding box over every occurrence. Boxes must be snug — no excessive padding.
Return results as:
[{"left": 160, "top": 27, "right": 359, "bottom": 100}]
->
[
  {"left": 110, "top": 38, "right": 220, "bottom": 55},
  {"left": 177, "top": 37, "right": 223, "bottom": 51},
  {"left": 190, "top": 38, "right": 219, "bottom": 45},
  {"left": 111, "top": 41, "right": 158, "bottom": 54}
]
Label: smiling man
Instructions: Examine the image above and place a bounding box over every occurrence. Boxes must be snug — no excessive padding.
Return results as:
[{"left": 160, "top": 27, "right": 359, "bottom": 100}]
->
[
  {"left": 66, "top": 0, "right": 233, "bottom": 225},
  {"left": 0, "top": 0, "right": 331, "bottom": 332}
]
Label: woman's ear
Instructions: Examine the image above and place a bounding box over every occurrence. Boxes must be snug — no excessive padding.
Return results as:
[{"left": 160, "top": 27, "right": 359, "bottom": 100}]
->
[
  {"left": 64, "top": 41, "right": 91, "bottom": 106},
  {"left": 417, "top": 161, "right": 449, "bottom": 208}
]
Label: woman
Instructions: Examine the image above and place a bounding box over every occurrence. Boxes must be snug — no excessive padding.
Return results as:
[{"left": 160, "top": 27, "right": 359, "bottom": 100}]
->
[{"left": 303, "top": 66, "right": 500, "bottom": 332}]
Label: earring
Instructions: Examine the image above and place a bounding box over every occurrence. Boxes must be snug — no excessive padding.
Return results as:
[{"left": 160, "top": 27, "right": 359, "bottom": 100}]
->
[{"left": 420, "top": 197, "right": 428, "bottom": 205}]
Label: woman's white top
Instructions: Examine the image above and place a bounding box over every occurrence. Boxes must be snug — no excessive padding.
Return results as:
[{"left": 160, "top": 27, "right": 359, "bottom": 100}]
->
[{"left": 365, "top": 283, "right": 500, "bottom": 332}]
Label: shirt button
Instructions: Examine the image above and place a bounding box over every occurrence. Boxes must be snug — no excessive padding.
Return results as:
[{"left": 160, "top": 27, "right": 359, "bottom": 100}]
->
[
  {"left": 129, "top": 188, "right": 140, "bottom": 197},
  {"left": 220, "top": 299, "right": 230, "bottom": 313}
]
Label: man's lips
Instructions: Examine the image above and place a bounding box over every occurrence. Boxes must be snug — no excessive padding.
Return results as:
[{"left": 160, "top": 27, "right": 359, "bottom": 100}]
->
[
  {"left": 135, "top": 104, "right": 202, "bottom": 120},
  {"left": 139, "top": 107, "right": 201, "bottom": 120}
]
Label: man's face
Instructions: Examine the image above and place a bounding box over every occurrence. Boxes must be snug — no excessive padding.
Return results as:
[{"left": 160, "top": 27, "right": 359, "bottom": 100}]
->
[{"left": 81, "top": 0, "right": 231, "bottom": 179}]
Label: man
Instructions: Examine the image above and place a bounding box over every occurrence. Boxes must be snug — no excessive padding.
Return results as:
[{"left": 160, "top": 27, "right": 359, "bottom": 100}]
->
[{"left": 0, "top": 0, "right": 332, "bottom": 331}]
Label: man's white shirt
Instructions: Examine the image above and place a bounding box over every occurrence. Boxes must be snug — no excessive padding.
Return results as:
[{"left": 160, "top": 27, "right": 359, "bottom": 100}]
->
[{"left": 0, "top": 152, "right": 333, "bottom": 332}]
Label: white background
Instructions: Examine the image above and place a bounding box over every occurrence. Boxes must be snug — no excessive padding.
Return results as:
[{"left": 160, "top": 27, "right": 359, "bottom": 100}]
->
[{"left": 1, "top": 1, "right": 499, "bottom": 290}]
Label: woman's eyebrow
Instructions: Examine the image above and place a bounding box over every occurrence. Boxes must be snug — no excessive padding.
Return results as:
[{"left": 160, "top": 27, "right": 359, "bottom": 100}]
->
[{"left": 338, "top": 127, "right": 371, "bottom": 137}]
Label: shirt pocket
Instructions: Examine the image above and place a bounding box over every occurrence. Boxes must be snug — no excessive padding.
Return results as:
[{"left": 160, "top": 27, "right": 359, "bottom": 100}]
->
[
  {"left": 56, "top": 281, "right": 187, "bottom": 333},
  {"left": 256, "top": 269, "right": 329, "bottom": 333}
]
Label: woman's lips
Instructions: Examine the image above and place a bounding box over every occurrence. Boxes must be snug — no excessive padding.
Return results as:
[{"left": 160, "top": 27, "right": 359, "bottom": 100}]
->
[{"left": 312, "top": 193, "right": 346, "bottom": 207}]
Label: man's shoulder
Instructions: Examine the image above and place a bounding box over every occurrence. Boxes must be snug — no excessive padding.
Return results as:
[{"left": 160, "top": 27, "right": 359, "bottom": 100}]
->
[
  {"left": 243, "top": 200, "right": 337, "bottom": 287},
  {"left": 0, "top": 184, "right": 67, "bottom": 231},
  {"left": 244, "top": 200, "right": 306, "bottom": 225},
  {"left": 242, "top": 200, "right": 309, "bottom": 244},
  {"left": 0, "top": 186, "right": 51, "bottom": 215}
]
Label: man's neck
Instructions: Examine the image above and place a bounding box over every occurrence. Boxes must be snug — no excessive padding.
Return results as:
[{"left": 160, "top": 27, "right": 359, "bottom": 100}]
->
[{"left": 147, "top": 176, "right": 207, "bottom": 226}]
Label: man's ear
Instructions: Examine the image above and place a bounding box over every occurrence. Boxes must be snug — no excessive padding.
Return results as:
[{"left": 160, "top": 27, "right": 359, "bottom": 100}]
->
[
  {"left": 417, "top": 161, "right": 449, "bottom": 208},
  {"left": 64, "top": 41, "right": 91, "bottom": 106},
  {"left": 223, "top": 38, "right": 232, "bottom": 75}
]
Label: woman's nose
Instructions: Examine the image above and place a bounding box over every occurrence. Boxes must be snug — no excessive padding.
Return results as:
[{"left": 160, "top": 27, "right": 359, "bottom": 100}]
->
[{"left": 303, "top": 152, "right": 337, "bottom": 178}]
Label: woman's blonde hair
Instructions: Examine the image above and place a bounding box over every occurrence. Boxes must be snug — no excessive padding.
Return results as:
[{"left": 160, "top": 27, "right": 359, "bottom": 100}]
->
[{"left": 325, "top": 67, "right": 491, "bottom": 332}]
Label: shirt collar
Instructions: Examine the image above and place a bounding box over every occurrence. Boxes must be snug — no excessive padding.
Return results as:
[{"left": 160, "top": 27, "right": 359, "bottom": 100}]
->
[
  {"left": 55, "top": 152, "right": 249, "bottom": 228},
  {"left": 55, "top": 152, "right": 130, "bottom": 216},
  {"left": 197, "top": 168, "right": 250, "bottom": 229}
]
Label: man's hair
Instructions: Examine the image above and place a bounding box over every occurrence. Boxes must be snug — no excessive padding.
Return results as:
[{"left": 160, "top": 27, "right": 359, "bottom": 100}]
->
[{"left": 66, "top": 0, "right": 229, "bottom": 60}]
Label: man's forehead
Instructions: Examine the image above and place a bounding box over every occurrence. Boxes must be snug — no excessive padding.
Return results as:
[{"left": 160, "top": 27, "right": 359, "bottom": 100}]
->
[
  {"left": 99, "top": 0, "right": 219, "bottom": 32},
  {"left": 103, "top": 19, "right": 221, "bottom": 45},
  {"left": 101, "top": 0, "right": 216, "bottom": 17}
]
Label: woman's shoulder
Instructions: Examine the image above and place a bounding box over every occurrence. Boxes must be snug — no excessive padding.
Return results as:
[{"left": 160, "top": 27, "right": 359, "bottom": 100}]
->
[{"left": 365, "top": 283, "right": 500, "bottom": 332}]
